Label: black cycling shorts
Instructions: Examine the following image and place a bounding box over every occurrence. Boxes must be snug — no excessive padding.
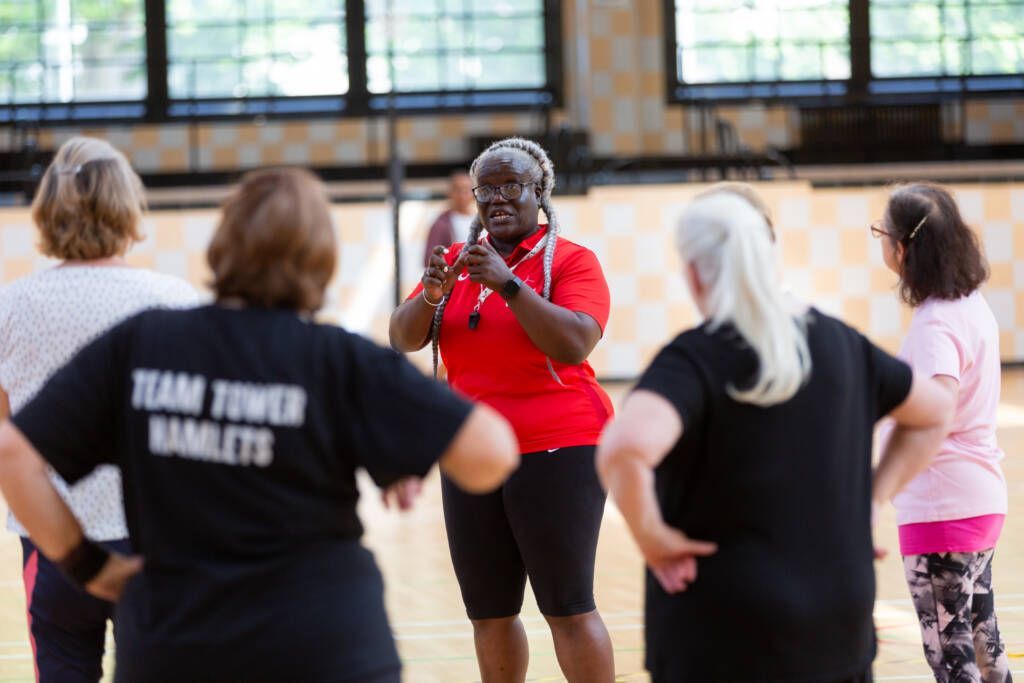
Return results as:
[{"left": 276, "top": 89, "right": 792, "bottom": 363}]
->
[{"left": 441, "top": 445, "right": 606, "bottom": 620}]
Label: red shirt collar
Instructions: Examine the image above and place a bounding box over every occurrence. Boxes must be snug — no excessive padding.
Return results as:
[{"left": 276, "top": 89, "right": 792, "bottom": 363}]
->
[{"left": 491, "top": 225, "right": 549, "bottom": 265}]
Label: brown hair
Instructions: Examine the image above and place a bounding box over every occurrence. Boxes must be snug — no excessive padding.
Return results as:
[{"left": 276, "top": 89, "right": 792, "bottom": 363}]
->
[
  {"left": 695, "top": 182, "right": 775, "bottom": 241},
  {"left": 885, "top": 182, "right": 988, "bottom": 308},
  {"left": 208, "top": 167, "right": 336, "bottom": 312},
  {"left": 31, "top": 136, "right": 145, "bottom": 260}
]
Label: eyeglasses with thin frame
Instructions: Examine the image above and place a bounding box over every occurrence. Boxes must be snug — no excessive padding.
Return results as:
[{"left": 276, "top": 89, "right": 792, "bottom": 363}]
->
[
  {"left": 869, "top": 221, "right": 892, "bottom": 239},
  {"left": 472, "top": 181, "right": 536, "bottom": 203}
]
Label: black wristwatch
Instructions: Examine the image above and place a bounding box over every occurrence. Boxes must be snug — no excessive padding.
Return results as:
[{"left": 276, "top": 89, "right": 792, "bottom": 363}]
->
[{"left": 500, "top": 276, "right": 524, "bottom": 301}]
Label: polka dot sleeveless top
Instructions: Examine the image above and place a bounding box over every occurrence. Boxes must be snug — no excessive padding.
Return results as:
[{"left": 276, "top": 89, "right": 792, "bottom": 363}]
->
[{"left": 0, "top": 266, "right": 199, "bottom": 541}]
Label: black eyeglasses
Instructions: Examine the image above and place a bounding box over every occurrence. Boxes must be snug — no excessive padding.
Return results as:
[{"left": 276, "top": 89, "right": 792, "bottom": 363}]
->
[
  {"left": 869, "top": 221, "right": 892, "bottom": 239},
  {"left": 472, "top": 182, "right": 536, "bottom": 203}
]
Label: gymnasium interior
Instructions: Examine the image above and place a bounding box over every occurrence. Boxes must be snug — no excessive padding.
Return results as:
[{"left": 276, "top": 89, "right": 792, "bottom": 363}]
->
[{"left": 1, "top": 0, "right": 1023, "bottom": 680}]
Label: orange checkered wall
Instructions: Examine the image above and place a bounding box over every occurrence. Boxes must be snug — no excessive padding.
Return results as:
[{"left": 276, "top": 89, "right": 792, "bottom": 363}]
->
[
  {"left": 3, "top": 181, "right": 1022, "bottom": 378},
  {"left": 2, "top": 1, "right": 1021, "bottom": 173}
]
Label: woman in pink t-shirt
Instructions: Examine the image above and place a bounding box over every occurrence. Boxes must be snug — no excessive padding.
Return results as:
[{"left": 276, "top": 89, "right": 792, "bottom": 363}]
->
[{"left": 874, "top": 182, "right": 1011, "bottom": 682}]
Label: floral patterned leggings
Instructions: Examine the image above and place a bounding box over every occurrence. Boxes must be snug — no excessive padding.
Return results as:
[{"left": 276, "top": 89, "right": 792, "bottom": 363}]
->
[{"left": 903, "top": 550, "right": 1012, "bottom": 683}]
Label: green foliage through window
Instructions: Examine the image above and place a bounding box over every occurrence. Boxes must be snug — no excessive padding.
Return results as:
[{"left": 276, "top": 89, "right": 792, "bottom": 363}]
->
[
  {"left": 871, "top": 0, "right": 1024, "bottom": 78},
  {"left": 364, "top": 0, "right": 546, "bottom": 93},
  {"left": 0, "top": 0, "right": 146, "bottom": 104},
  {"left": 672, "top": 0, "right": 851, "bottom": 84},
  {"left": 165, "top": 0, "right": 347, "bottom": 98}
]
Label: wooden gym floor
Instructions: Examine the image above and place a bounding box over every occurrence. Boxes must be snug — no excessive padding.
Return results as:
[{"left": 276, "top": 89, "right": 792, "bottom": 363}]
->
[{"left": 0, "top": 372, "right": 1021, "bottom": 682}]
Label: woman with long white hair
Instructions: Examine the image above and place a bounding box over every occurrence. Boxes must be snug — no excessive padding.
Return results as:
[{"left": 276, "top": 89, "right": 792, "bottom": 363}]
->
[{"left": 598, "top": 190, "right": 955, "bottom": 682}]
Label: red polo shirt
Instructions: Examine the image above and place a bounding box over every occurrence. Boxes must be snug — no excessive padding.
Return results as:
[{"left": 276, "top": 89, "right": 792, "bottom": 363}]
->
[{"left": 410, "top": 226, "right": 613, "bottom": 453}]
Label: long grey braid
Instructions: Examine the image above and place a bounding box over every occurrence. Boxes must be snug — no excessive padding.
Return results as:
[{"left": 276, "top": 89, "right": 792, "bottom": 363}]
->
[
  {"left": 430, "top": 137, "right": 560, "bottom": 379},
  {"left": 430, "top": 215, "right": 482, "bottom": 378}
]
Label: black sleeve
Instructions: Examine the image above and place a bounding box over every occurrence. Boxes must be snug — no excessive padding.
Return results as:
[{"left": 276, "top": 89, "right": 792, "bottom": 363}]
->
[
  {"left": 863, "top": 335, "right": 913, "bottom": 419},
  {"left": 632, "top": 337, "right": 708, "bottom": 430},
  {"left": 11, "top": 317, "right": 134, "bottom": 484},
  {"left": 343, "top": 334, "right": 473, "bottom": 487}
]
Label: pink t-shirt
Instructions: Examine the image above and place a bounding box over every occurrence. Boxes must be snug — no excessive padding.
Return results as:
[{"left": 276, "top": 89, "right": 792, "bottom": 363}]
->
[{"left": 885, "top": 291, "right": 1008, "bottom": 532}]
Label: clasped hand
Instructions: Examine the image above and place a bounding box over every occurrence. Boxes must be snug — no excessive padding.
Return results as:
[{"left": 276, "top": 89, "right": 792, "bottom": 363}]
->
[
  {"left": 421, "top": 242, "right": 512, "bottom": 303},
  {"left": 462, "top": 242, "right": 513, "bottom": 292}
]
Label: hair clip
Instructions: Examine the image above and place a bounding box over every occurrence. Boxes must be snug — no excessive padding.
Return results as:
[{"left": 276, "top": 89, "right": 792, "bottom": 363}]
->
[
  {"left": 55, "top": 164, "right": 83, "bottom": 176},
  {"left": 907, "top": 214, "right": 927, "bottom": 241}
]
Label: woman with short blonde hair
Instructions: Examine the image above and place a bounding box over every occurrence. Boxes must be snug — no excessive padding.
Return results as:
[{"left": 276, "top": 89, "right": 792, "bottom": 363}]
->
[
  {"left": 31, "top": 136, "right": 146, "bottom": 260},
  {"left": 0, "top": 136, "right": 197, "bottom": 682}
]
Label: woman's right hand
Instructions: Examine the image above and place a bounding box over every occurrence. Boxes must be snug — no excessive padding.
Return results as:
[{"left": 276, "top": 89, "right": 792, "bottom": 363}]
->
[
  {"left": 422, "top": 245, "right": 465, "bottom": 304},
  {"left": 85, "top": 553, "right": 144, "bottom": 602},
  {"left": 381, "top": 477, "right": 423, "bottom": 511}
]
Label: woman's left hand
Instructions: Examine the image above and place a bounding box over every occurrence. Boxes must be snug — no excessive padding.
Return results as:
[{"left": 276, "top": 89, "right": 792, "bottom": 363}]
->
[
  {"left": 463, "top": 242, "right": 513, "bottom": 292},
  {"left": 382, "top": 477, "right": 423, "bottom": 511},
  {"left": 637, "top": 523, "right": 718, "bottom": 594}
]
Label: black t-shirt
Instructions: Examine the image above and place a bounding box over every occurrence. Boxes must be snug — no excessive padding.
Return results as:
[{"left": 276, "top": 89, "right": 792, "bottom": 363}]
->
[
  {"left": 634, "top": 309, "right": 912, "bottom": 683},
  {"left": 12, "top": 304, "right": 473, "bottom": 683}
]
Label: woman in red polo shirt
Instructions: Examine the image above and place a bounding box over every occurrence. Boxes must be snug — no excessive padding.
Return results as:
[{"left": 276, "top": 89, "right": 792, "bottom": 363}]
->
[{"left": 390, "top": 137, "right": 614, "bottom": 682}]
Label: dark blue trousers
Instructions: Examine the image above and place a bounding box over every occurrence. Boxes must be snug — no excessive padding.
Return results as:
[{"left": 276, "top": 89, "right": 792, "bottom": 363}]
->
[{"left": 21, "top": 537, "right": 131, "bottom": 683}]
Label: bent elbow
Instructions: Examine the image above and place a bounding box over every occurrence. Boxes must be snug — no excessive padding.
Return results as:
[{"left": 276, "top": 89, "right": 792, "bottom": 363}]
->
[
  {"left": 595, "top": 444, "right": 615, "bottom": 490},
  {"left": 388, "top": 315, "right": 422, "bottom": 353},
  {"left": 0, "top": 423, "right": 45, "bottom": 482},
  {"left": 595, "top": 428, "right": 646, "bottom": 490},
  {"left": 464, "top": 444, "right": 519, "bottom": 494},
  {"left": 446, "top": 406, "right": 520, "bottom": 494},
  {"left": 0, "top": 422, "right": 19, "bottom": 467},
  {"left": 387, "top": 315, "right": 408, "bottom": 352},
  {"left": 387, "top": 325, "right": 405, "bottom": 352},
  {"left": 479, "top": 413, "right": 520, "bottom": 490},
  {"left": 549, "top": 339, "right": 592, "bottom": 366}
]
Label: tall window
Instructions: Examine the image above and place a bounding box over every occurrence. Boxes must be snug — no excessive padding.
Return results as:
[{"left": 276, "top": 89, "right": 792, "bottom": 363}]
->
[
  {"left": 364, "top": 0, "right": 547, "bottom": 94},
  {"left": 671, "top": 0, "right": 850, "bottom": 85},
  {"left": 871, "top": 0, "right": 1024, "bottom": 78},
  {"left": 0, "top": 0, "right": 146, "bottom": 104},
  {"left": 1, "top": 0, "right": 557, "bottom": 117},
  {"left": 165, "top": 0, "right": 347, "bottom": 99}
]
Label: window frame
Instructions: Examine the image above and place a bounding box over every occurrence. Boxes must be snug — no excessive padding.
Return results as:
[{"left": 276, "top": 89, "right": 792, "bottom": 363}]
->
[
  {"left": 662, "top": 0, "right": 1024, "bottom": 105},
  {"left": 0, "top": 0, "right": 150, "bottom": 123},
  {"left": 866, "top": 0, "right": 1024, "bottom": 96},
  {"left": 662, "top": 0, "right": 853, "bottom": 103},
  {"left": 0, "top": 0, "right": 564, "bottom": 124}
]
